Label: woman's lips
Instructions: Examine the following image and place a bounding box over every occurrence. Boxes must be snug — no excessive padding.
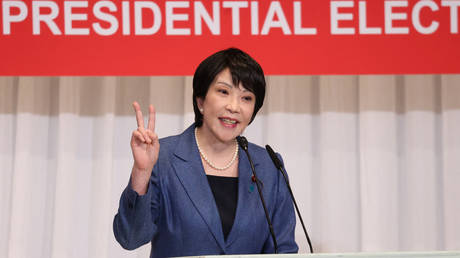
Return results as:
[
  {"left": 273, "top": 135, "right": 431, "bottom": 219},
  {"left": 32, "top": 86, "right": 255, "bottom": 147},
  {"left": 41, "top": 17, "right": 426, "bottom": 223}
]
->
[{"left": 219, "top": 117, "right": 239, "bottom": 128}]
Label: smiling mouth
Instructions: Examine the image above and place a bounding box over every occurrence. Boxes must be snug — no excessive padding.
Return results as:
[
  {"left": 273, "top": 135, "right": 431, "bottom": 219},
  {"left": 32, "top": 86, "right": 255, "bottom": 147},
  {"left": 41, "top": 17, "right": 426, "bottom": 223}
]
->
[{"left": 220, "top": 118, "right": 238, "bottom": 125}]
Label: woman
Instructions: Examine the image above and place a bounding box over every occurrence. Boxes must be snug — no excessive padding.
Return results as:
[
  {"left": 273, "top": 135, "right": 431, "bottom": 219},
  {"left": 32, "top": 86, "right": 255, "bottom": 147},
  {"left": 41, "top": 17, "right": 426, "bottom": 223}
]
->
[{"left": 113, "top": 48, "right": 298, "bottom": 258}]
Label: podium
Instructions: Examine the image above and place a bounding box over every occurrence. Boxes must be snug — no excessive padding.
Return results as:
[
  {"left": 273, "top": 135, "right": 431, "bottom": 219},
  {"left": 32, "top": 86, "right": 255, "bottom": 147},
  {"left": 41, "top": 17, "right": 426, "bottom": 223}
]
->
[{"left": 186, "top": 252, "right": 460, "bottom": 258}]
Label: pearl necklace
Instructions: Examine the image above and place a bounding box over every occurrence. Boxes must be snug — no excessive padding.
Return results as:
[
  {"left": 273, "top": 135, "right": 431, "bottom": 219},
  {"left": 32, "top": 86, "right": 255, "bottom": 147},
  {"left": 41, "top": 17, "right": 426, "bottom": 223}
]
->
[{"left": 195, "top": 127, "right": 239, "bottom": 171}]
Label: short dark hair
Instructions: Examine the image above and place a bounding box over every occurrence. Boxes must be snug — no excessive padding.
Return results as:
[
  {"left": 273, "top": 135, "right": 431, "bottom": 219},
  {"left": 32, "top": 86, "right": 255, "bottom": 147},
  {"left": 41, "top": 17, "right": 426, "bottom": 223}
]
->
[{"left": 192, "top": 48, "right": 266, "bottom": 127}]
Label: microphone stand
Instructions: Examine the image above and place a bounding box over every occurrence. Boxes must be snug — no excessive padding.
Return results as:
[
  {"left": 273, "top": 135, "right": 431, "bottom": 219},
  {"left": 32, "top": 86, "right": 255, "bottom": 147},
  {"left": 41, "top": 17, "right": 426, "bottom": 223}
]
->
[
  {"left": 237, "top": 136, "right": 278, "bottom": 254},
  {"left": 265, "top": 144, "right": 314, "bottom": 253}
]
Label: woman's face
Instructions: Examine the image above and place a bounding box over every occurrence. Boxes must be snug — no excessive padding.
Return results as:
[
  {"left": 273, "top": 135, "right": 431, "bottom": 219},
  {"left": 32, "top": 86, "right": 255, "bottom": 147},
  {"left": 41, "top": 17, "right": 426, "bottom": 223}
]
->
[{"left": 197, "top": 68, "right": 256, "bottom": 144}]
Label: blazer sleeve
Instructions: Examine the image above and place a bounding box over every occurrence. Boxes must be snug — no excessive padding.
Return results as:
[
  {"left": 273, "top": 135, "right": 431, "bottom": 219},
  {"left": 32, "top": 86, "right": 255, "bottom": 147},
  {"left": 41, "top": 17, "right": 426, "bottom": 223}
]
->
[
  {"left": 262, "top": 153, "right": 299, "bottom": 253},
  {"left": 113, "top": 162, "right": 162, "bottom": 250}
]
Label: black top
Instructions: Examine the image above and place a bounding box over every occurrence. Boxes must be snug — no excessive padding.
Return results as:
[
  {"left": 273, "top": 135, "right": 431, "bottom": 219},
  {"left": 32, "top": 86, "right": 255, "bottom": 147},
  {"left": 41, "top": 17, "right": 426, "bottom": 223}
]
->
[{"left": 206, "top": 175, "right": 238, "bottom": 240}]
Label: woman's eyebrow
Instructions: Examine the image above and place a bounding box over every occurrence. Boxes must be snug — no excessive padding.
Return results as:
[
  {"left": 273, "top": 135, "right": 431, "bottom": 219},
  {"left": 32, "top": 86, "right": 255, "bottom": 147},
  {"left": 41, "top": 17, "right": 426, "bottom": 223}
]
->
[
  {"left": 216, "top": 80, "right": 251, "bottom": 93},
  {"left": 216, "top": 81, "right": 234, "bottom": 87}
]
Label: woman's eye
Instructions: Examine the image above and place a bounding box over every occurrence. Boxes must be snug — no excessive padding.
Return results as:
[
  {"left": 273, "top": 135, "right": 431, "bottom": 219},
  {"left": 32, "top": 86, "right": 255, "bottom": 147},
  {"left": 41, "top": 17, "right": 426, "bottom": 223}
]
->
[
  {"left": 218, "top": 89, "right": 228, "bottom": 95},
  {"left": 243, "top": 96, "right": 253, "bottom": 101}
]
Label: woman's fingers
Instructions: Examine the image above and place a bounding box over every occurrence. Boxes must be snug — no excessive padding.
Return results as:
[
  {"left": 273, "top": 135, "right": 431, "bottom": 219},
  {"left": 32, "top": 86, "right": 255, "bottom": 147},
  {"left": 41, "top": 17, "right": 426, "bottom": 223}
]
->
[
  {"left": 147, "top": 104, "right": 156, "bottom": 132},
  {"left": 138, "top": 127, "right": 152, "bottom": 144},
  {"left": 132, "top": 101, "right": 145, "bottom": 129},
  {"left": 146, "top": 130, "right": 158, "bottom": 144},
  {"left": 132, "top": 130, "right": 146, "bottom": 143},
  {"left": 133, "top": 128, "right": 156, "bottom": 145},
  {"left": 132, "top": 102, "right": 156, "bottom": 145}
]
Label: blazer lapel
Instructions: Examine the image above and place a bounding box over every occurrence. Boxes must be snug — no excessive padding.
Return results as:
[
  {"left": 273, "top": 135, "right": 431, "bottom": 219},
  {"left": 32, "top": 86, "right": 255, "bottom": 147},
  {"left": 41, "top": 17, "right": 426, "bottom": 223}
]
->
[
  {"left": 225, "top": 145, "right": 261, "bottom": 247},
  {"left": 172, "top": 125, "right": 226, "bottom": 252}
]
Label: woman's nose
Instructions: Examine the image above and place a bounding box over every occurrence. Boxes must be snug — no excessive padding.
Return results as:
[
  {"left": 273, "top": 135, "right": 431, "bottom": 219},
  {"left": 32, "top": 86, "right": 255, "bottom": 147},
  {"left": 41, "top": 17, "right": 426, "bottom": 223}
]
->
[{"left": 226, "top": 96, "right": 240, "bottom": 113}]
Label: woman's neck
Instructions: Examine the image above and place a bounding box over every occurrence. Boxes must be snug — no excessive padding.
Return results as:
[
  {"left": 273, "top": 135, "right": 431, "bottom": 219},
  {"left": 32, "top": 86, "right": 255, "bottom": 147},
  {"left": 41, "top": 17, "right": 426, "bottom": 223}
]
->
[
  {"left": 195, "top": 126, "right": 239, "bottom": 176},
  {"left": 195, "top": 126, "right": 236, "bottom": 154}
]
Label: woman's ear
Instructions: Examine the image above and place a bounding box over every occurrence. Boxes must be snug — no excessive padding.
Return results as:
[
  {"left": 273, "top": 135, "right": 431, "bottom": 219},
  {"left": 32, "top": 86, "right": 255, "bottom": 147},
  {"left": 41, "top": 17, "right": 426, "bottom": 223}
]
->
[{"left": 197, "top": 97, "right": 204, "bottom": 113}]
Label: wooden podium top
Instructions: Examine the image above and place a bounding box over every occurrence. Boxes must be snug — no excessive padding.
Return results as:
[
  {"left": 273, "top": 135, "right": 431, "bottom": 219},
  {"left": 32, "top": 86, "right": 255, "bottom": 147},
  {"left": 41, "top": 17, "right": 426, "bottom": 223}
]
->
[{"left": 183, "top": 251, "right": 460, "bottom": 258}]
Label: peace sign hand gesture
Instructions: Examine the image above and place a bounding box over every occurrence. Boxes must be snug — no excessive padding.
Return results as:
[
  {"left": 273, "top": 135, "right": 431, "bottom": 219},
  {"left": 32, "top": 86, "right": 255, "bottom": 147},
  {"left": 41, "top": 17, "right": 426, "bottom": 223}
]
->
[{"left": 130, "top": 101, "right": 160, "bottom": 195}]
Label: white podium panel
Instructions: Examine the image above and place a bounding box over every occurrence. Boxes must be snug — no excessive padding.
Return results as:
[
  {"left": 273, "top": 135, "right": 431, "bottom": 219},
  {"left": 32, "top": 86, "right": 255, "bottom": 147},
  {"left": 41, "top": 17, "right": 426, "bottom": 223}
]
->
[{"left": 184, "top": 252, "right": 460, "bottom": 258}]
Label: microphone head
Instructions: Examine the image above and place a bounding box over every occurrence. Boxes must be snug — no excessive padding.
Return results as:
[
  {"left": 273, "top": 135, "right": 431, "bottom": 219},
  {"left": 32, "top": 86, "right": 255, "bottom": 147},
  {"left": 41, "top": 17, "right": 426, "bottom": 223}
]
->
[
  {"left": 236, "top": 136, "right": 248, "bottom": 150},
  {"left": 265, "top": 144, "right": 283, "bottom": 170}
]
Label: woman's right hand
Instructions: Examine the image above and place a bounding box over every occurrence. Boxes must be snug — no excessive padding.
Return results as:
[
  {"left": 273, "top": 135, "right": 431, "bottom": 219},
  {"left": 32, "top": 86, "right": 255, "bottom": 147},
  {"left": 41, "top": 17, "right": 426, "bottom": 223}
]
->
[{"left": 130, "top": 101, "right": 160, "bottom": 195}]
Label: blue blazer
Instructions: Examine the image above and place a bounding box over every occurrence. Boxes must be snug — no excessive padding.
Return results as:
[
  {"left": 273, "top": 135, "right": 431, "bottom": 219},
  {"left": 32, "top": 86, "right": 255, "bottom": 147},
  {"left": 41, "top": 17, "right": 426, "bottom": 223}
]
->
[{"left": 113, "top": 125, "right": 298, "bottom": 258}]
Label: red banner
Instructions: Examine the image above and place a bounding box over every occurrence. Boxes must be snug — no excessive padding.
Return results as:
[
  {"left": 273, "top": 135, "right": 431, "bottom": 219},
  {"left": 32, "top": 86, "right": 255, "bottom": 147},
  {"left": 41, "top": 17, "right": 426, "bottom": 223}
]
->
[{"left": 1, "top": 0, "right": 459, "bottom": 75}]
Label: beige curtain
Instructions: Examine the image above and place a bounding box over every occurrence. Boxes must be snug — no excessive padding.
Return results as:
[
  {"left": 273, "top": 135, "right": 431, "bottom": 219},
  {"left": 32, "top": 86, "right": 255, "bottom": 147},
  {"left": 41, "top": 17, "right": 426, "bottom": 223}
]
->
[{"left": 0, "top": 75, "right": 459, "bottom": 258}]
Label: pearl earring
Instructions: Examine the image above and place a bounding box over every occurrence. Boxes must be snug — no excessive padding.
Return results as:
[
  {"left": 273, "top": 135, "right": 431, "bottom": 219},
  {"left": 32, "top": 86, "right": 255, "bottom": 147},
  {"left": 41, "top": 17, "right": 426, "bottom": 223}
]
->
[{"left": 199, "top": 108, "right": 203, "bottom": 113}]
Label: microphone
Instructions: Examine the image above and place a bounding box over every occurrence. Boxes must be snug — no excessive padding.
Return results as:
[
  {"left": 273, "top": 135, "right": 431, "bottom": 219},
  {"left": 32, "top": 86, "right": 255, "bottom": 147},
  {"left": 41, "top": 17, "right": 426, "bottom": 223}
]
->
[
  {"left": 236, "top": 135, "right": 248, "bottom": 150},
  {"left": 236, "top": 136, "right": 278, "bottom": 254},
  {"left": 265, "top": 144, "right": 314, "bottom": 253}
]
